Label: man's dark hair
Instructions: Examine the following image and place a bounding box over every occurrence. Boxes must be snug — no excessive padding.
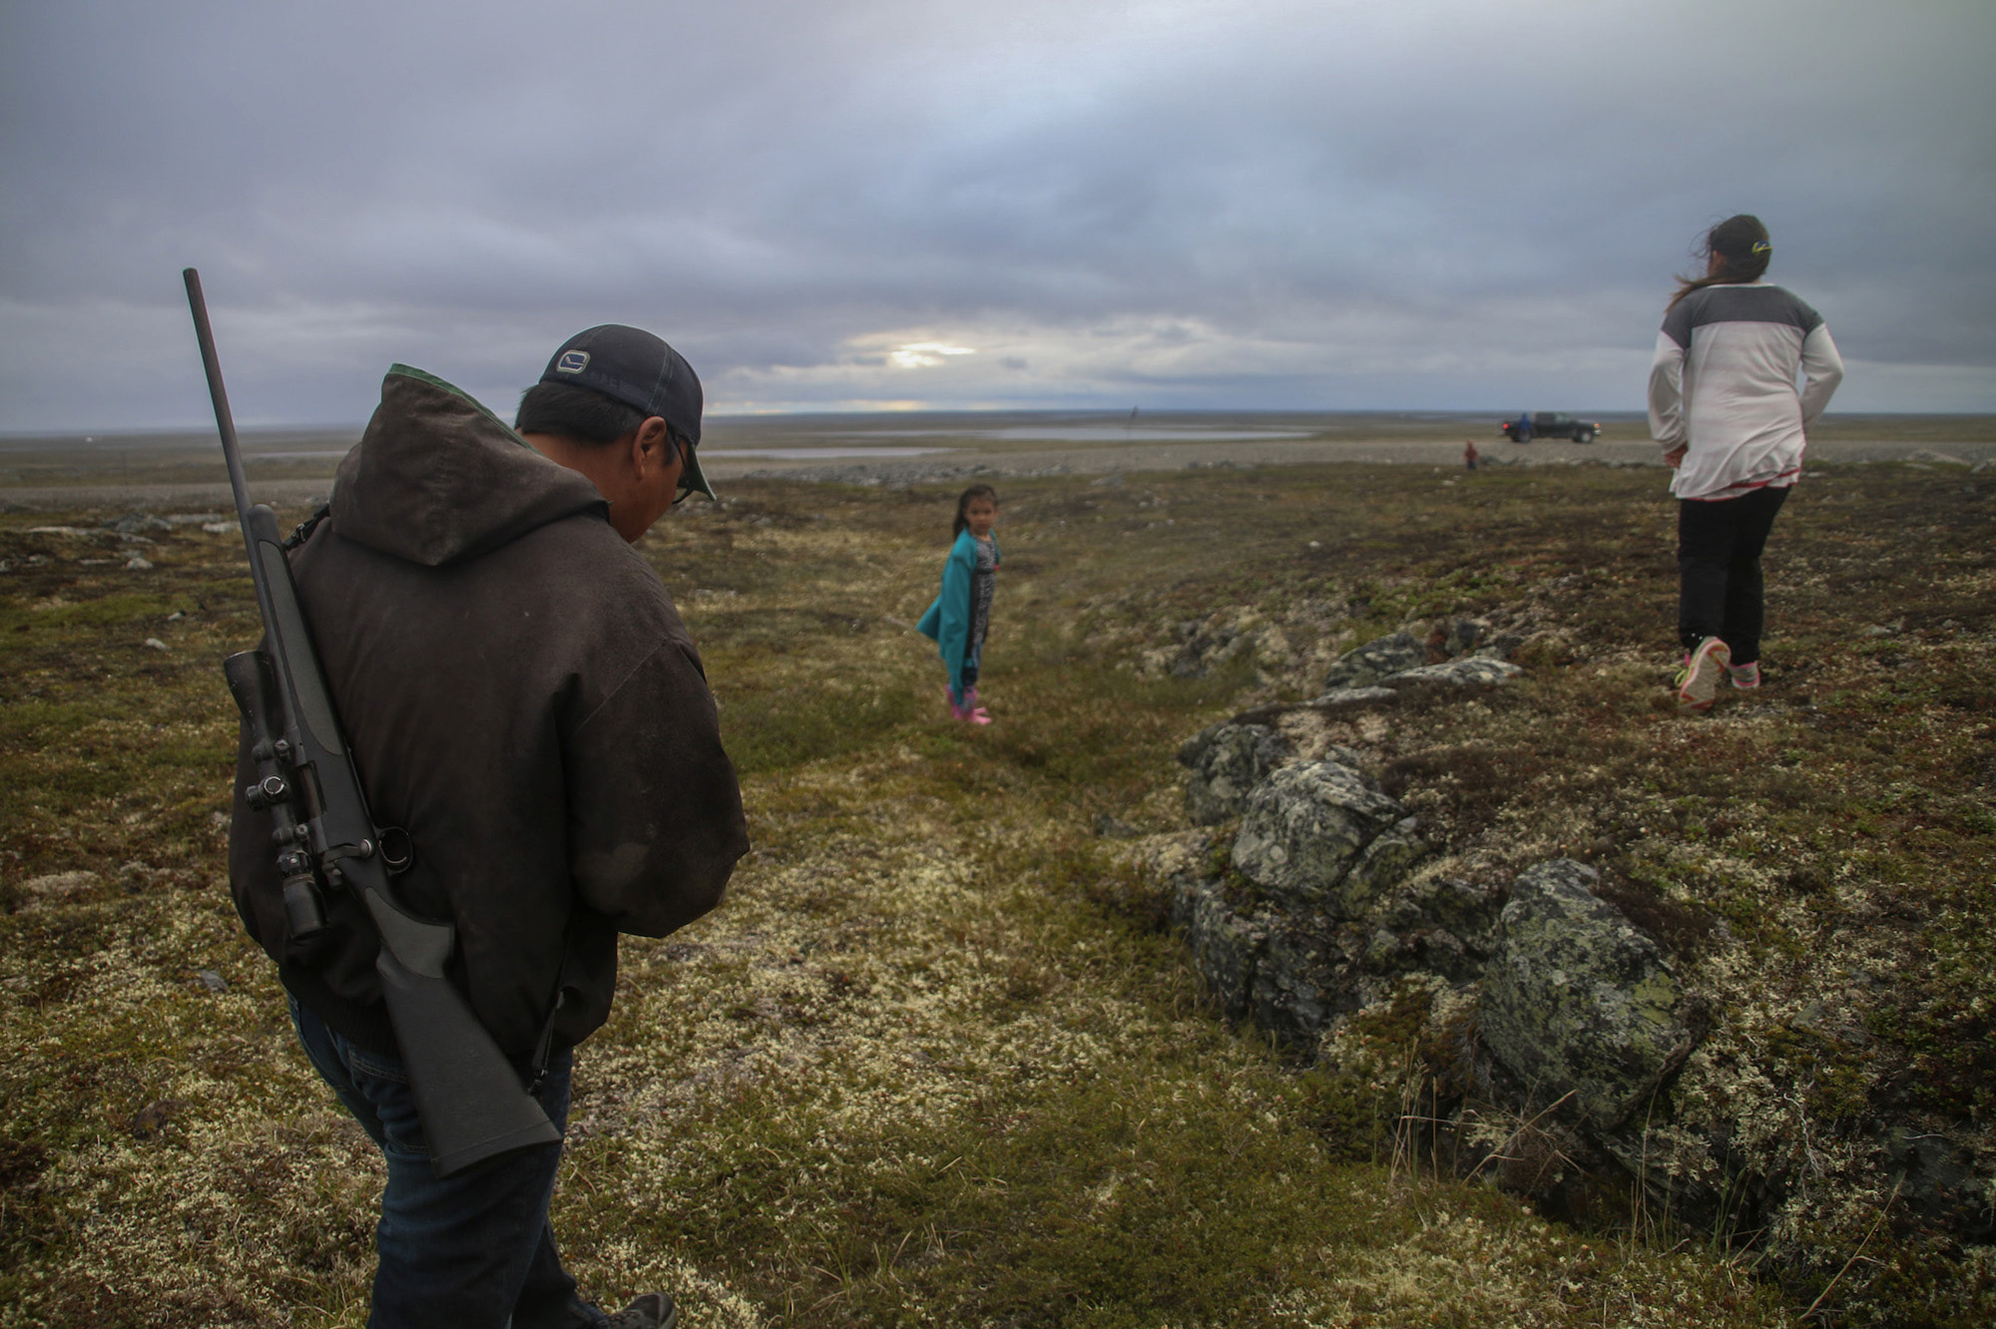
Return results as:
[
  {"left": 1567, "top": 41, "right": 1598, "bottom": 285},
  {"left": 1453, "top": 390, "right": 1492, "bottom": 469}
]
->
[{"left": 515, "top": 381, "right": 647, "bottom": 445}]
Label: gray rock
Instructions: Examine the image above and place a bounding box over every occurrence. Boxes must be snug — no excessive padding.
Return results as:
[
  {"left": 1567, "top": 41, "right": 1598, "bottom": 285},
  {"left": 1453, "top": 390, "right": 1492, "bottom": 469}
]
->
[
  {"left": 1480, "top": 860, "right": 1694, "bottom": 1129},
  {"left": 1234, "top": 689, "right": 1399, "bottom": 727},
  {"left": 1176, "top": 876, "right": 1267, "bottom": 1023},
  {"left": 1174, "top": 858, "right": 1493, "bottom": 1050},
  {"left": 1317, "top": 741, "right": 1367, "bottom": 768},
  {"left": 1323, "top": 631, "right": 1429, "bottom": 689},
  {"left": 1251, "top": 925, "right": 1341, "bottom": 1044},
  {"left": 1346, "top": 818, "right": 1431, "bottom": 905},
  {"left": 1306, "top": 685, "right": 1402, "bottom": 713},
  {"left": 1177, "top": 722, "right": 1290, "bottom": 825},
  {"left": 1880, "top": 1127, "right": 1993, "bottom": 1241},
  {"left": 1441, "top": 618, "right": 1486, "bottom": 657},
  {"left": 1162, "top": 614, "right": 1261, "bottom": 679},
  {"left": 108, "top": 512, "right": 171, "bottom": 535},
  {"left": 1172, "top": 873, "right": 1355, "bottom": 1046},
  {"left": 1360, "top": 877, "right": 1505, "bottom": 984},
  {"left": 1382, "top": 657, "right": 1523, "bottom": 690},
  {"left": 1232, "top": 760, "right": 1425, "bottom": 917}
]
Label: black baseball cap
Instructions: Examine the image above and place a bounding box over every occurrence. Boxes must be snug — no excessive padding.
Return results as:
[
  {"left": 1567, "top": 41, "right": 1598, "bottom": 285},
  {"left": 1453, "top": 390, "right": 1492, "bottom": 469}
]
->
[{"left": 540, "top": 324, "right": 715, "bottom": 501}]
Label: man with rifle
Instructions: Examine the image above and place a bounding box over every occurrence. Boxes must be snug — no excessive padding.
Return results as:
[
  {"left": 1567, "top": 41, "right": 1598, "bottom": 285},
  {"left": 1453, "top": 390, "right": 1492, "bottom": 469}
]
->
[{"left": 211, "top": 301, "right": 749, "bottom": 1328}]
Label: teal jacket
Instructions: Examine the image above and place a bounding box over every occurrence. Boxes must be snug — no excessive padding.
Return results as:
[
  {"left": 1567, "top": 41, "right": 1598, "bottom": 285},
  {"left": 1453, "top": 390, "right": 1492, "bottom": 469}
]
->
[{"left": 917, "top": 529, "right": 998, "bottom": 693}]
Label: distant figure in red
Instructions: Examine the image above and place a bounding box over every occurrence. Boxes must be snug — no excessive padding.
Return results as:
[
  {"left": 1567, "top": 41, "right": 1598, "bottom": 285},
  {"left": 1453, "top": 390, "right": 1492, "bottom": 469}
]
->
[{"left": 1464, "top": 440, "right": 1479, "bottom": 471}]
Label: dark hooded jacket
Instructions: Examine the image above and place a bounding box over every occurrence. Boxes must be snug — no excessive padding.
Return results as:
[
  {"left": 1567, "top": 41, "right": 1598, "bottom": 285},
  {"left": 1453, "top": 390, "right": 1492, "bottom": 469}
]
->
[{"left": 229, "top": 365, "right": 748, "bottom": 1059}]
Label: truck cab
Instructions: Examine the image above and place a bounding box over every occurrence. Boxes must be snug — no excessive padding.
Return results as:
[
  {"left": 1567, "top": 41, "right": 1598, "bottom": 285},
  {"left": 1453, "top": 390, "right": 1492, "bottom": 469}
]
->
[{"left": 1500, "top": 412, "right": 1600, "bottom": 444}]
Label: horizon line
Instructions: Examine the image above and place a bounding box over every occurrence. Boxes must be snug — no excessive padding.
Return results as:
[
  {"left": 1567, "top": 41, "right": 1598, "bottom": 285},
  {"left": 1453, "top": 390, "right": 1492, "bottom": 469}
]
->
[{"left": 8, "top": 406, "right": 1993, "bottom": 443}]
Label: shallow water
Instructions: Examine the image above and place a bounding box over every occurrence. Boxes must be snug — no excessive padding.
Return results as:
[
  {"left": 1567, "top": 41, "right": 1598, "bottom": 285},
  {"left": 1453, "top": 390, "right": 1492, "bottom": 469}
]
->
[{"left": 700, "top": 446, "right": 960, "bottom": 459}]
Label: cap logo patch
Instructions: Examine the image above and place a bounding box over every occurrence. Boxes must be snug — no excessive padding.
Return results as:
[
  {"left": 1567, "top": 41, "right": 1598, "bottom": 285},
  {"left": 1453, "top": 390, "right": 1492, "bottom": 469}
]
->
[{"left": 556, "top": 350, "right": 590, "bottom": 374}]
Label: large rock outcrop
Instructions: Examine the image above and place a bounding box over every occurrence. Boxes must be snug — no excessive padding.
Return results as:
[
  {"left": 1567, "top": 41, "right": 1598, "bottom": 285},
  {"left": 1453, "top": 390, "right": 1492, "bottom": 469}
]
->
[
  {"left": 1162, "top": 757, "right": 1442, "bottom": 1046},
  {"left": 1319, "top": 619, "right": 1525, "bottom": 691},
  {"left": 1232, "top": 760, "right": 1426, "bottom": 919},
  {"left": 1177, "top": 723, "right": 1291, "bottom": 825},
  {"left": 1157, "top": 619, "right": 1994, "bottom": 1278},
  {"left": 1381, "top": 657, "right": 1523, "bottom": 691},
  {"left": 1322, "top": 631, "right": 1428, "bottom": 689},
  {"left": 1479, "top": 859, "right": 1697, "bottom": 1130}
]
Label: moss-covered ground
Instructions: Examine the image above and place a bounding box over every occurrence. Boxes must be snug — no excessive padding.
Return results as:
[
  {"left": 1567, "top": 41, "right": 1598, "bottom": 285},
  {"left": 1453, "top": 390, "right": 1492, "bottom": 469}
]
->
[{"left": 1, "top": 456, "right": 1990, "bottom": 1325}]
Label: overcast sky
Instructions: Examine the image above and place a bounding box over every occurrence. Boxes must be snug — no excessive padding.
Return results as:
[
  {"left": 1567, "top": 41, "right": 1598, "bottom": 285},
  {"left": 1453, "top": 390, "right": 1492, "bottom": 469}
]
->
[{"left": 3, "top": 0, "right": 1992, "bottom": 431}]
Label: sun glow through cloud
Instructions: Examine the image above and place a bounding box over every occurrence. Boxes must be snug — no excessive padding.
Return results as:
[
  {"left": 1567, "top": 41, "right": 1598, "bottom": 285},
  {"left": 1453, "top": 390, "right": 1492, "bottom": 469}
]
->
[{"left": 887, "top": 342, "right": 979, "bottom": 369}]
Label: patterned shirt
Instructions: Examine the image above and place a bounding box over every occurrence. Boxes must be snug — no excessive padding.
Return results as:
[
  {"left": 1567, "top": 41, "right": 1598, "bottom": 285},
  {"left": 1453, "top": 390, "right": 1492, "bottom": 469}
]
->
[{"left": 968, "top": 535, "right": 998, "bottom": 655}]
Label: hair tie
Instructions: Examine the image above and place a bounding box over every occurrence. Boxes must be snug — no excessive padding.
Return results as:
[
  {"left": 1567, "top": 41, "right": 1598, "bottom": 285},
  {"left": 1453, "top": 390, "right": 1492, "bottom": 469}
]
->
[{"left": 1751, "top": 241, "right": 1771, "bottom": 255}]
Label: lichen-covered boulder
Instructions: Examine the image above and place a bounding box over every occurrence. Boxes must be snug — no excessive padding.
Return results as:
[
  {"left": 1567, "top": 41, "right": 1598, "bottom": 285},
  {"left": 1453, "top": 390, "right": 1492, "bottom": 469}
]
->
[
  {"left": 1440, "top": 617, "right": 1486, "bottom": 657},
  {"left": 1361, "top": 875, "right": 1506, "bottom": 984},
  {"left": 1232, "top": 760, "right": 1426, "bottom": 917},
  {"left": 1303, "top": 685, "right": 1401, "bottom": 714},
  {"left": 1480, "top": 859, "right": 1694, "bottom": 1129},
  {"left": 1174, "top": 876, "right": 1266, "bottom": 1023},
  {"left": 1177, "top": 722, "right": 1291, "bottom": 825},
  {"left": 1382, "top": 657, "right": 1523, "bottom": 690},
  {"left": 1250, "top": 926, "right": 1340, "bottom": 1045},
  {"left": 1322, "top": 631, "right": 1428, "bottom": 689}
]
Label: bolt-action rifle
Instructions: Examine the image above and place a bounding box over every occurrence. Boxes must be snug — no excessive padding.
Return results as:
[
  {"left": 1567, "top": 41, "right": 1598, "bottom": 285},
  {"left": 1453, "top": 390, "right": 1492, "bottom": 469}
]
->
[{"left": 184, "top": 268, "right": 561, "bottom": 1176}]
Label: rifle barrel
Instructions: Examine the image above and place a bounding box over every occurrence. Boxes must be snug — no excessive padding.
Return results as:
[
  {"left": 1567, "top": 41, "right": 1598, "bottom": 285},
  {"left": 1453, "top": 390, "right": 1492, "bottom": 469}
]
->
[{"left": 181, "top": 268, "right": 257, "bottom": 555}]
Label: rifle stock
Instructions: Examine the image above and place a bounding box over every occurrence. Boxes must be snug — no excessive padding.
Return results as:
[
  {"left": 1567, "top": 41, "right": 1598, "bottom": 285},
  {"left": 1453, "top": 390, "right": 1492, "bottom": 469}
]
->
[{"left": 187, "top": 268, "right": 560, "bottom": 1176}]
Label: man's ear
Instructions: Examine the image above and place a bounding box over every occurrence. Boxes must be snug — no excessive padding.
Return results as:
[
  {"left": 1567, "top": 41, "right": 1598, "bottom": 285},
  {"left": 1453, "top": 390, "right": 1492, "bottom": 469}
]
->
[{"left": 631, "top": 416, "right": 672, "bottom": 476}]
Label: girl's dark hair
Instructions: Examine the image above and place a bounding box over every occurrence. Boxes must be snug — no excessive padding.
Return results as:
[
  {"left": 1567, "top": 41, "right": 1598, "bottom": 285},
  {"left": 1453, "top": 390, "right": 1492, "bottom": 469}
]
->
[
  {"left": 952, "top": 484, "right": 998, "bottom": 538},
  {"left": 515, "top": 381, "right": 646, "bottom": 444},
  {"left": 1668, "top": 214, "right": 1772, "bottom": 310}
]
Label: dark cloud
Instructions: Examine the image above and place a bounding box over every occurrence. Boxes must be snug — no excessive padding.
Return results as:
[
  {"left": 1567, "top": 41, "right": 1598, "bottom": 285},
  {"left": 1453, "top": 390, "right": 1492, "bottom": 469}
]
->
[{"left": 3, "top": 0, "right": 1991, "bottom": 429}]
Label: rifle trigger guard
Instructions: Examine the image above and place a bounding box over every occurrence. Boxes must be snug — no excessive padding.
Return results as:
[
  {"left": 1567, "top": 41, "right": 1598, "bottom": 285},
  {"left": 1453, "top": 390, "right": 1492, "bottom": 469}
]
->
[{"left": 378, "top": 827, "right": 415, "bottom": 874}]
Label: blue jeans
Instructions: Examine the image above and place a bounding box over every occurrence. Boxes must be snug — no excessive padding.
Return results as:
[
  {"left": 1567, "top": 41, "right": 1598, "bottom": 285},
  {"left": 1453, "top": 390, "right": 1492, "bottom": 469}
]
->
[{"left": 289, "top": 997, "right": 606, "bottom": 1329}]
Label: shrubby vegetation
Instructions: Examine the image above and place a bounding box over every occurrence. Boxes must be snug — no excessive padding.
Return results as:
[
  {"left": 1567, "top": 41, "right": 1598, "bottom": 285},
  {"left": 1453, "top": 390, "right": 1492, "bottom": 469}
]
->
[{"left": 1, "top": 457, "right": 1989, "bottom": 1325}]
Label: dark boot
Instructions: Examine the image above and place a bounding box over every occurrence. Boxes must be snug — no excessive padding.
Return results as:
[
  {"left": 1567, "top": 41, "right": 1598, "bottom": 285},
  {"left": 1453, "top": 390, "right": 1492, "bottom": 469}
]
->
[{"left": 605, "top": 1292, "right": 677, "bottom": 1329}]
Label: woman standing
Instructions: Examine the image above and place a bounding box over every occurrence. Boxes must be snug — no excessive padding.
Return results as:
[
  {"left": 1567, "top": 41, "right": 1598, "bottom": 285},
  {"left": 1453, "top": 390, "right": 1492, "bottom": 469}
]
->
[{"left": 1648, "top": 214, "right": 1844, "bottom": 713}]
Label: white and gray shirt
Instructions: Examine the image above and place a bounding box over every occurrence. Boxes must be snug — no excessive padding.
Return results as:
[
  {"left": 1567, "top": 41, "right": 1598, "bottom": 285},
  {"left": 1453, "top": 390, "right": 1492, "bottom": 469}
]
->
[{"left": 1647, "top": 281, "right": 1844, "bottom": 501}]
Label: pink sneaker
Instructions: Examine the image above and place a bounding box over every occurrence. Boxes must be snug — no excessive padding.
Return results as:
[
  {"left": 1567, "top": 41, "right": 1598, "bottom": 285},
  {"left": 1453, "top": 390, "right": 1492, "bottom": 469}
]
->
[
  {"left": 948, "top": 688, "right": 992, "bottom": 723},
  {"left": 1729, "top": 660, "right": 1761, "bottom": 690},
  {"left": 1673, "top": 637, "right": 1731, "bottom": 714}
]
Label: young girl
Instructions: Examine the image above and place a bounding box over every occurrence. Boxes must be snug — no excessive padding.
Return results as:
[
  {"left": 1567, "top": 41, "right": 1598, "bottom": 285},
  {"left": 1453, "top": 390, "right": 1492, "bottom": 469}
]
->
[
  {"left": 917, "top": 485, "right": 1000, "bottom": 723},
  {"left": 1648, "top": 214, "right": 1843, "bottom": 713}
]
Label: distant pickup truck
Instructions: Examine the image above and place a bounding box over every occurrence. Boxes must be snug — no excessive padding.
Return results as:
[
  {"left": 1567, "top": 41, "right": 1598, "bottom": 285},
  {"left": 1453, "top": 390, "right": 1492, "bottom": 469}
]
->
[{"left": 1500, "top": 413, "right": 1600, "bottom": 444}]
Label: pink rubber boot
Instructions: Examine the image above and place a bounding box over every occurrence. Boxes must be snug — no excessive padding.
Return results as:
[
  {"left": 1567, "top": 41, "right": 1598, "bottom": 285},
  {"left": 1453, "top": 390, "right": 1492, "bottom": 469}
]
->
[{"left": 964, "top": 686, "right": 992, "bottom": 725}]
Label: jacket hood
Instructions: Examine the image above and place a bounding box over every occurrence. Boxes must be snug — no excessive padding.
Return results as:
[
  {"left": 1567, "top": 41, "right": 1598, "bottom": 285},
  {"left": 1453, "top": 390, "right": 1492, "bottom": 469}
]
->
[{"left": 331, "top": 364, "right": 607, "bottom": 567}]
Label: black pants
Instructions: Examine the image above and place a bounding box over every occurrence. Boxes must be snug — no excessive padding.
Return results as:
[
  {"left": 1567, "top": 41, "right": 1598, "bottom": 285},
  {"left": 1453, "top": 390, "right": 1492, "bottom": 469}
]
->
[{"left": 1677, "top": 485, "right": 1789, "bottom": 663}]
